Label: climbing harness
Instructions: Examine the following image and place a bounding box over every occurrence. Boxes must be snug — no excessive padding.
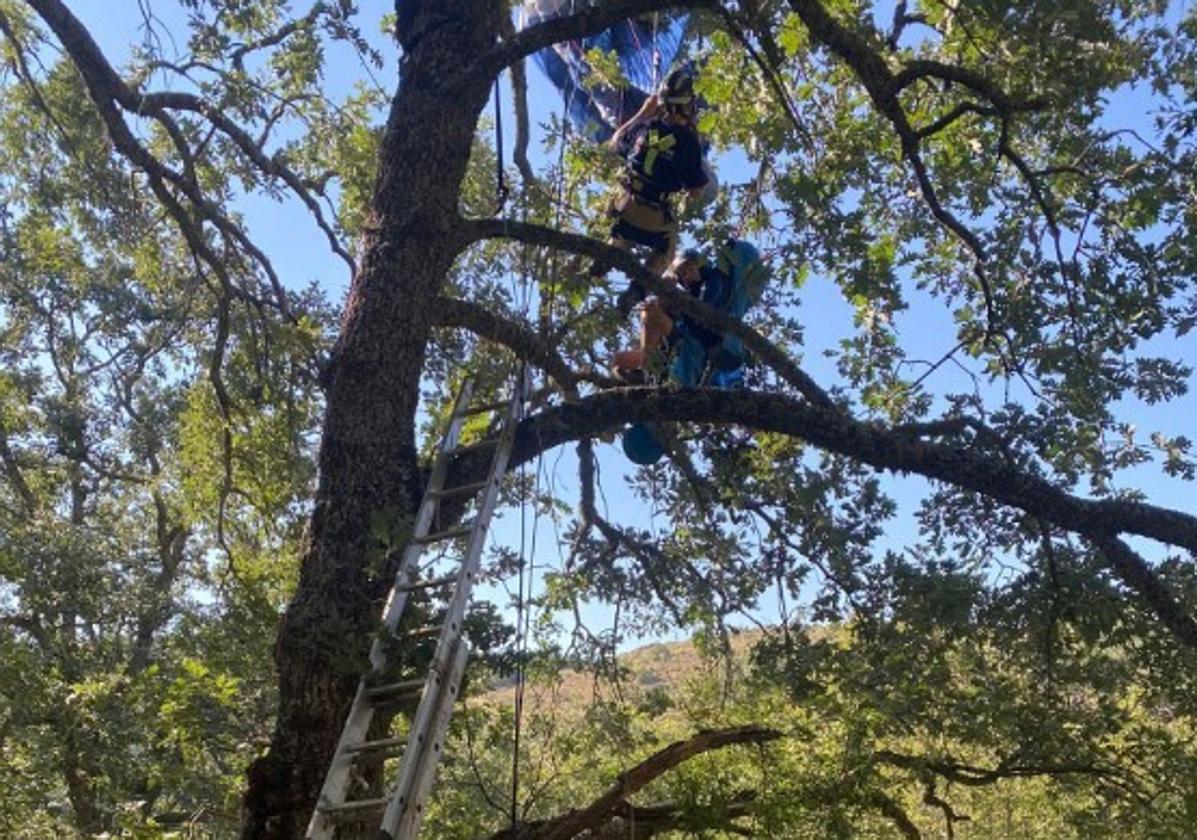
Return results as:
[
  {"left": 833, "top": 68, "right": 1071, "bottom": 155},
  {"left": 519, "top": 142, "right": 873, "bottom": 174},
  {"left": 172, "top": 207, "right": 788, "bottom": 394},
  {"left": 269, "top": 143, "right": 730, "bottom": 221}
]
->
[{"left": 307, "top": 369, "right": 532, "bottom": 840}]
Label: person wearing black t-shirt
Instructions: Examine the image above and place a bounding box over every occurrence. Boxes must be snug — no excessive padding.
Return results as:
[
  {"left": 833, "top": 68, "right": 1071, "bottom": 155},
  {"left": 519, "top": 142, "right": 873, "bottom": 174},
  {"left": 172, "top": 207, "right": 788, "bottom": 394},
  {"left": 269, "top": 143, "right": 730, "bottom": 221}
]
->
[{"left": 596, "top": 70, "right": 711, "bottom": 314}]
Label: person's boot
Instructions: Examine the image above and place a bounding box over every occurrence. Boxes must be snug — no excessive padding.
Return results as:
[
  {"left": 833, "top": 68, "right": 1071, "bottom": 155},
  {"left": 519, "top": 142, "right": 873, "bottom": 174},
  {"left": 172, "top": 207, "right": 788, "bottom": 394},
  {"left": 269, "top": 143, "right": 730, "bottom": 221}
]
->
[{"left": 612, "top": 365, "right": 647, "bottom": 386}]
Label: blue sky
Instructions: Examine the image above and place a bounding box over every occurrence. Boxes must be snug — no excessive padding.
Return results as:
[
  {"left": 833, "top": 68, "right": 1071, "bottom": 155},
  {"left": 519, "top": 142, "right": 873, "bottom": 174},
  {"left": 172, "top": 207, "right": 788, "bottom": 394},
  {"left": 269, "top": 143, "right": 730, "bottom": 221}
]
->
[{"left": 75, "top": 2, "right": 1196, "bottom": 650}]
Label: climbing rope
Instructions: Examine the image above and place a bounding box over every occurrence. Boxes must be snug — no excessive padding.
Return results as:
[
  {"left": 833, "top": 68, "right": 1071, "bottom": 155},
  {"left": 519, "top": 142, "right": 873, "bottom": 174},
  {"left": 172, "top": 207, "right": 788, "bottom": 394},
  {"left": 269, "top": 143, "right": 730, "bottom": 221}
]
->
[
  {"left": 509, "top": 365, "right": 544, "bottom": 835},
  {"left": 540, "top": 110, "right": 570, "bottom": 335},
  {"left": 494, "top": 77, "right": 509, "bottom": 212},
  {"left": 509, "top": 436, "right": 528, "bottom": 832}
]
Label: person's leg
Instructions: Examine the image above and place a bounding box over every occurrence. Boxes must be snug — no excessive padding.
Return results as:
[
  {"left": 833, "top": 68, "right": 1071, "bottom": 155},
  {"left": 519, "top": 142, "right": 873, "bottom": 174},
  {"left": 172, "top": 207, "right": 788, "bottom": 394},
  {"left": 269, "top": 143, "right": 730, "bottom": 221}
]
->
[
  {"left": 641, "top": 299, "right": 673, "bottom": 349},
  {"left": 612, "top": 300, "right": 673, "bottom": 383},
  {"left": 621, "top": 211, "right": 676, "bottom": 313},
  {"left": 607, "top": 200, "right": 673, "bottom": 314},
  {"left": 646, "top": 216, "right": 678, "bottom": 277}
]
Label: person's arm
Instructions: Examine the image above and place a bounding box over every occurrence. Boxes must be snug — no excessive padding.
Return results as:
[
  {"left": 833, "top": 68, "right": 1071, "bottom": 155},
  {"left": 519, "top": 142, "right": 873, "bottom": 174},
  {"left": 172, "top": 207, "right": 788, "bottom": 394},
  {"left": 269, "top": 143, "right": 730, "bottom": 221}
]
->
[{"left": 608, "top": 94, "right": 660, "bottom": 151}]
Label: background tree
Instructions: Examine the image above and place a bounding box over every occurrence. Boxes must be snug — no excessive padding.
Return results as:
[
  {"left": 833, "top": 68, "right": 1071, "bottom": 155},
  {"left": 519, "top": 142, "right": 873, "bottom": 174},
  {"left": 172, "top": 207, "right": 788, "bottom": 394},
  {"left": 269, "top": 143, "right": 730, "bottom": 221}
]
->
[{"left": 1, "top": 0, "right": 1195, "bottom": 838}]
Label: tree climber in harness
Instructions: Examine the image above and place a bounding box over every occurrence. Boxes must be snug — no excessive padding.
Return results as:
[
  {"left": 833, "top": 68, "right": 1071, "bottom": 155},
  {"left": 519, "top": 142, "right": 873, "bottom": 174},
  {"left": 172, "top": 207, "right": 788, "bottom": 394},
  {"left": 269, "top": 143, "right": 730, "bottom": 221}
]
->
[
  {"left": 614, "top": 239, "right": 771, "bottom": 465},
  {"left": 594, "top": 68, "right": 713, "bottom": 315}
]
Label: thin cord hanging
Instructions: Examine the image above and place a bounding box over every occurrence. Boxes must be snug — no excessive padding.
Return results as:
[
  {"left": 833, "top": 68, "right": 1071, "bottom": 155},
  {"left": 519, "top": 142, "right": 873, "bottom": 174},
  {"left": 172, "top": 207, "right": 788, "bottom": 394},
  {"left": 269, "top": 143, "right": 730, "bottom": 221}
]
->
[
  {"left": 541, "top": 111, "right": 570, "bottom": 335},
  {"left": 494, "top": 76, "right": 509, "bottom": 212},
  {"left": 509, "top": 439, "right": 527, "bottom": 834},
  {"left": 651, "top": 12, "right": 662, "bottom": 89},
  {"left": 509, "top": 364, "right": 542, "bottom": 835}
]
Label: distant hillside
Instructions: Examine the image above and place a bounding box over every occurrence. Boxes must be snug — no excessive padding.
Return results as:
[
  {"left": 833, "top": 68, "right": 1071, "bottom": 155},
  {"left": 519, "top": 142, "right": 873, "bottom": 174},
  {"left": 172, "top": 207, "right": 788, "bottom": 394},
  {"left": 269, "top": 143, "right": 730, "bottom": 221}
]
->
[{"left": 474, "top": 629, "right": 768, "bottom": 712}]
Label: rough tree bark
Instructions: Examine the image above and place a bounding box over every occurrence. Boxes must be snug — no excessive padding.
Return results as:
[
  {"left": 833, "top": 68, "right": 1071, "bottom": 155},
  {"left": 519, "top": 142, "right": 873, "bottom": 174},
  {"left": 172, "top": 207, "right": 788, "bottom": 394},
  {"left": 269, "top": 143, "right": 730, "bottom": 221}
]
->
[
  {"left": 240, "top": 3, "right": 714, "bottom": 833},
  {"left": 241, "top": 4, "right": 504, "bottom": 836}
]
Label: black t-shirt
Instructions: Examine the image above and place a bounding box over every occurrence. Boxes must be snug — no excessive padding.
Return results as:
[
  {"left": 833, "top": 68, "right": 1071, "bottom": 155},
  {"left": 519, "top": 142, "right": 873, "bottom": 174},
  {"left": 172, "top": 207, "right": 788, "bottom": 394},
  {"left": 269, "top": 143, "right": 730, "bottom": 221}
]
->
[{"left": 624, "top": 118, "right": 709, "bottom": 203}]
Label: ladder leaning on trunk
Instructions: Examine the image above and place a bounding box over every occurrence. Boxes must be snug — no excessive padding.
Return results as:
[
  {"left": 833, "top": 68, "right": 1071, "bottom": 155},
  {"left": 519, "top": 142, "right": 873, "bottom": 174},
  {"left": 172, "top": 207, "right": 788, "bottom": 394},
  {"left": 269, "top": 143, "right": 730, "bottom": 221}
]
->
[{"left": 307, "top": 370, "right": 531, "bottom": 840}]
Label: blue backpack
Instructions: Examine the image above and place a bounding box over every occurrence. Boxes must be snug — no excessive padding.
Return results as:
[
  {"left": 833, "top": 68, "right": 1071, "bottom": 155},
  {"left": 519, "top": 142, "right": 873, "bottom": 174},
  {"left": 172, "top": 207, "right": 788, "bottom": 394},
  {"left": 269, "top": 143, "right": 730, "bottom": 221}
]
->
[{"left": 671, "top": 240, "right": 770, "bottom": 387}]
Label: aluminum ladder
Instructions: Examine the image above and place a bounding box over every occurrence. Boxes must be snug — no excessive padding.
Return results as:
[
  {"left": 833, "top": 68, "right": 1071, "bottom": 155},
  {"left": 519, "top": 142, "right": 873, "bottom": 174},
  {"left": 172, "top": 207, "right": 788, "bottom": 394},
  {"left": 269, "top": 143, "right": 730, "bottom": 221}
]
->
[{"left": 307, "top": 371, "right": 529, "bottom": 840}]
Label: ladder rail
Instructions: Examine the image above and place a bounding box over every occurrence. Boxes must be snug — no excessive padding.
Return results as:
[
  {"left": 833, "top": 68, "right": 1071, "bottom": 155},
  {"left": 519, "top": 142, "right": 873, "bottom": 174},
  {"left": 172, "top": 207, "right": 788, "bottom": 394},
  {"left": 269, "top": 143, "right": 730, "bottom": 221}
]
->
[
  {"left": 308, "top": 378, "right": 476, "bottom": 840},
  {"left": 383, "top": 374, "right": 528, "bottom": 838},
  {"left": 375, "top": 379, "right": 478, "bottom": 651},
  {"left": 381, "top": 639, "right": 469, "bottom": 839},
  {"left": 307, "top": 370, "right": 531, "bottom": 840}
]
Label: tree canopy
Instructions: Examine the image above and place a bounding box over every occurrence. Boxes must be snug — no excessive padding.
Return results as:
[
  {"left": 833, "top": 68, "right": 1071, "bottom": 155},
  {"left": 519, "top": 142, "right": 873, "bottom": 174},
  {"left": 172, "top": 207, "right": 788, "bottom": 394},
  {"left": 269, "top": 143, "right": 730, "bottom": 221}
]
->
[{"left": 1, "top": 0, "right": 1195, "bottom": 838}]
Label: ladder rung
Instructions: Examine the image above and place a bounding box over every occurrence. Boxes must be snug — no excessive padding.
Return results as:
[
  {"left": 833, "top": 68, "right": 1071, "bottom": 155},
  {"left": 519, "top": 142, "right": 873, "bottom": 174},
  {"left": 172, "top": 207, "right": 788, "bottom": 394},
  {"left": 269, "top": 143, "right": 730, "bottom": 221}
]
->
[
  {"left": 319, "top": 796, "right": 389, "bottom": 821},
  {"left": 343, "top": 735, "right": 408, "bottom": 756},
  {"left": 366, "top": 677, "right": 426, "bottom": 700},
  {"left": 448, "top": 436, "right": 500, "bottom": 458},
  {"left": 412, "top": 523, "right": 475, "bottom": 545},
  {"left": 405, "top": 623, "right": 443, "bottom": 639},
  {"left": 456, "top": 399, "right": 511, "bottom": 418},
  {"left": 428, "top": 480, "right": 489, "bottom": 500},
  {"left": 396, "top": 573, "right": 458, "bottom": 593}
]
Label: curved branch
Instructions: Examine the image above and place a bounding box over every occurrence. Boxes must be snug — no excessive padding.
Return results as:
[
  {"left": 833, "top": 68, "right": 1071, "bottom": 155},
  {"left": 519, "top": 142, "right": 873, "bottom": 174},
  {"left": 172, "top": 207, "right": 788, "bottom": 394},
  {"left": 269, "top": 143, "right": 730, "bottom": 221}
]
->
[
  {"left": 894, "top": 60, "right": 1048, "bottom": 111},
  {"left": 720, "top": 10, "right": 816, "bottom": 151},
  {"left": 497, "top": 11, "right": 536, "bottom": 187},
  {"left": 459, "top": 217, "right": 835, "bottom": 409},
  {"left": 433, "top": 296, "right": 579, "bottom": 395},
  {"left": 875, "top": 749, "right": 1109, "bottom": 787},
  {"left": 229, "top": 1, "right": 328, "bottom": 70},
  {"left": 916, "top": 101, "right": 998, "bottom": 139},
  {"left": 444, "top": 387, "right": 1197, "bottom": 647}
]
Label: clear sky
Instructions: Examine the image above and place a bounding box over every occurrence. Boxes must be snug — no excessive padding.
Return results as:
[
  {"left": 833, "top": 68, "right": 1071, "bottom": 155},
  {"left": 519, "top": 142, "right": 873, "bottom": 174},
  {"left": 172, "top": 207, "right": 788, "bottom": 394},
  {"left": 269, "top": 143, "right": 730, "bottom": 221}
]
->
[{"left": 74, "top": 2, "right": 1196, "bottom": 651}]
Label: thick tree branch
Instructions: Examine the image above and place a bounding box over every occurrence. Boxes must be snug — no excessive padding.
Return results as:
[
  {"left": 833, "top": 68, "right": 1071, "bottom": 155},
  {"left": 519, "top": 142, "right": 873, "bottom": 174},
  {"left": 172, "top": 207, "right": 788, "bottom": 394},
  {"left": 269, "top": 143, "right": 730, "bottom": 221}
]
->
[
  {"left": 0, "top": 420, "right": 37, "bottom": 515},
  {"left": 1087, "top": 533, "right": 1197, "bottom": 646},
  {"left": 893, "top": 60, "right": 1047, "bottom": 111},
  {"left": 491, "top": 794, "right": 757, "bottom": 840},
  {"left": 459, "top": 217, "right": 835, "bottom": 408},
  {"left": 434, "top": 295, "right": 579, "bottom": 395},
  {"left": 533, "top": 726, "right": 779, "bottom": 840},
  {"left": 595, "top": 793, "right": 756, "bottom": 839},
  {"left": 445, "top": 387, "right": 1197, "bottom": 646}
]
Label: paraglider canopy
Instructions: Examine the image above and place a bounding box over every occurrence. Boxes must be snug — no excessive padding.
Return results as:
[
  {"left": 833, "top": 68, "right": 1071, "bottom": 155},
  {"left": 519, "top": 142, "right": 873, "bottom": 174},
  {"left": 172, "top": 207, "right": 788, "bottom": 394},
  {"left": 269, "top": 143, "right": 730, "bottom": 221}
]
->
[{"left": 522, "top": 1, "right": 691, "bottom": 142}]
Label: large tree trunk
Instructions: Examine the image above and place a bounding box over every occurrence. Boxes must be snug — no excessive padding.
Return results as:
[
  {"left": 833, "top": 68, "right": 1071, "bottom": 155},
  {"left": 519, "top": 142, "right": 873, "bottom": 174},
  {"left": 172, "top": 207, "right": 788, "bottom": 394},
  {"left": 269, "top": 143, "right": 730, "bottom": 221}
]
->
[{"left": 241, "top": 4, "right": 502, "bottom": 836}]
